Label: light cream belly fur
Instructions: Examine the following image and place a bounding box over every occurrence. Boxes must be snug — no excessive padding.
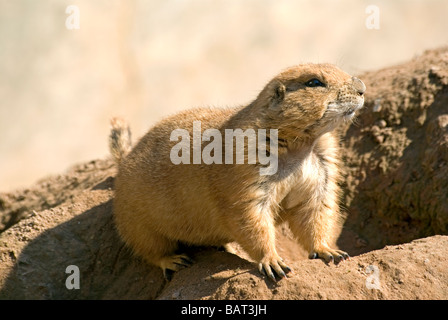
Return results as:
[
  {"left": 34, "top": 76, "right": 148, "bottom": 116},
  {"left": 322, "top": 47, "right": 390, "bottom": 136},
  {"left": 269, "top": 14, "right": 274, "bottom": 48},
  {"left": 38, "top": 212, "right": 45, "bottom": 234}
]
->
[{"left": 281, "top": 146, "right": 328, "bottom": 210}]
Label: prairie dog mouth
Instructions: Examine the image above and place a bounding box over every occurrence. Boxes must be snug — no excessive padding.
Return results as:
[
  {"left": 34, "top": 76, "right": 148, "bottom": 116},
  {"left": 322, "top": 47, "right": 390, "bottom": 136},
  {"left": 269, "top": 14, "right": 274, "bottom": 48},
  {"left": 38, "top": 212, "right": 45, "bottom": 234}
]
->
[
  {"left": 327, "top": 101, "right": 364, "bottom": 118},
  {"left": 344, "top": 102, "right": 364, "bottom": 119}
]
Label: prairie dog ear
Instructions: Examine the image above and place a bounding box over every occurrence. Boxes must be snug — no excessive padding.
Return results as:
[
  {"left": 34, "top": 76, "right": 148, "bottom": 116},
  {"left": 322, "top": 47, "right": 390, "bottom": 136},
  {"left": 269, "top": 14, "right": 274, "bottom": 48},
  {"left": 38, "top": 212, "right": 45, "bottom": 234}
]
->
[{"left": 269, "top": 82, "right": 286, "bottom": 109}]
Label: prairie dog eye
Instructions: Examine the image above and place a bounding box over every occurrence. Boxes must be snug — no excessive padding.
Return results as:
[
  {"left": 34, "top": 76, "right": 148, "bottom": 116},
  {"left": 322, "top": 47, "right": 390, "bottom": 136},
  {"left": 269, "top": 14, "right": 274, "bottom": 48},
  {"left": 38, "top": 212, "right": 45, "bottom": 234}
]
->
[{"left": 305, "top": 78, "right": 326, "bottom": 87}]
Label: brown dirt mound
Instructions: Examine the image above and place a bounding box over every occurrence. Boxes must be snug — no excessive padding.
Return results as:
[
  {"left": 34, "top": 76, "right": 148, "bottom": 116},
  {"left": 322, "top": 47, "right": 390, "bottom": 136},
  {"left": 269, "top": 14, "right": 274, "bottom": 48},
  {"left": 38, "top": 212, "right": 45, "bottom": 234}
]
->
[
  {"left": 338, "top": 46, "right": 448, "bottom": 256},
  {"left": 1, "top": 47, "right": 447, "bottom": 300}
]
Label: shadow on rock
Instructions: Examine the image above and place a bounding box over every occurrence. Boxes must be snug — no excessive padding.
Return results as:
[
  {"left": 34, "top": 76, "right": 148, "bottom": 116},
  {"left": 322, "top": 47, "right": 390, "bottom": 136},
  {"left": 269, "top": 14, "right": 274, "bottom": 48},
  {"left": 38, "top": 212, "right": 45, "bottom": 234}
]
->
[{"left": 0, "top": 200, "right": 167, "bottom": 299}]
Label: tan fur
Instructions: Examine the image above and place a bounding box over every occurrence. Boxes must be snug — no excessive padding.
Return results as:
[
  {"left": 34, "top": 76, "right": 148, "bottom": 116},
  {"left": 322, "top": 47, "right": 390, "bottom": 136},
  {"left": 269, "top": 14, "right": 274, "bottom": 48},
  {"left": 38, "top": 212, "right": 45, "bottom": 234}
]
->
[
  {"left": 109, "top": 63, "right": 365, "bottom": 281},
  {"left": 109, "top": 117, "right": 132, "bottom": 165}
]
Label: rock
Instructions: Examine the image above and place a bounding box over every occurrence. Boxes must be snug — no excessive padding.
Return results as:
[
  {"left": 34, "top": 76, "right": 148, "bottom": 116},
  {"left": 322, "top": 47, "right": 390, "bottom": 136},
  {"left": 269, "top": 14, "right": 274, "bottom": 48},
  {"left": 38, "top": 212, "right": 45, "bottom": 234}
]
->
[{"left": 338, "top": 46, "right": 448, "bottom": 255}]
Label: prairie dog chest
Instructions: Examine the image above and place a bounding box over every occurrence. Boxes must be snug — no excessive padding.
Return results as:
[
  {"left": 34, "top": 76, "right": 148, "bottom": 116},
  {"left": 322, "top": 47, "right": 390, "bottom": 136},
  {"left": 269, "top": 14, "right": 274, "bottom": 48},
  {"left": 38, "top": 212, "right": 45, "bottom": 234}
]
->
[{"left": 274, "top": 147, "right": 328, "bottom": 210}]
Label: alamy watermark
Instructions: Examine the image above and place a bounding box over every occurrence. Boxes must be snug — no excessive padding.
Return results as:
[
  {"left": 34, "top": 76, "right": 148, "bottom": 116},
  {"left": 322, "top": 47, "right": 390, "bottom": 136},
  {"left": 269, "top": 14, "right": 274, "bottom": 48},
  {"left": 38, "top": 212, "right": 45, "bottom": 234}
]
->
[
  {"left": 169, "top": 121, "right": 279, "bottom": 176},
  {"left": 365, "top": 5, "right": 380, "bottom": 30},
  {"left": 65, "top": 5, "right": 80, "bottom": 30},
  {"left": 65, "top": 265, "right": 80, "bottom": 290},
  {"left": 365, "top": 265, "right": 381, "bottom": 290}
]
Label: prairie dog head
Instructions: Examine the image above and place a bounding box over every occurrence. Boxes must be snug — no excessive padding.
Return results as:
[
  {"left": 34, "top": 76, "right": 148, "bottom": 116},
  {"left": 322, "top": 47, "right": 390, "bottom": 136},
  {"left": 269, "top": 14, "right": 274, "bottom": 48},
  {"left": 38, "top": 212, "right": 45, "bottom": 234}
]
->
[{"left": 256, "top": 63, "right": 365, "bottom": 140}]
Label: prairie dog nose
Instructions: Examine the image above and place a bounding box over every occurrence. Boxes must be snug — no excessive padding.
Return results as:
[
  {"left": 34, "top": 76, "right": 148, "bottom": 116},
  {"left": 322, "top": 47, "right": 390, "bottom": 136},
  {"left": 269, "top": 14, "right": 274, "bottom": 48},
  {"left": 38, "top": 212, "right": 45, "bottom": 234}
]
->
[{"left": 352, "top": 77, "right": 366, "bottom": 96}]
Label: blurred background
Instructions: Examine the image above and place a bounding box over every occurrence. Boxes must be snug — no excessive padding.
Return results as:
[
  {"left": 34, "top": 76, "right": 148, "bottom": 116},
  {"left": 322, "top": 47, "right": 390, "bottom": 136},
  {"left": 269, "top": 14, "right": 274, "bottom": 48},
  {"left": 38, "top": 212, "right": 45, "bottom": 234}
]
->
[{"left": 1, "top": 0, "right": 447, "bottom": 191}]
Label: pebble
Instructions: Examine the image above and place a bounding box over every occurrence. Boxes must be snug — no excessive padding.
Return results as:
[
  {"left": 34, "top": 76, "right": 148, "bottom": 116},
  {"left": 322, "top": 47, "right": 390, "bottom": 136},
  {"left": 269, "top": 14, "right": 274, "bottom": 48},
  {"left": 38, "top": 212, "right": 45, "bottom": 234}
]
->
[{"left": 377, "top": 119, "right": 387, "bottom": 128}]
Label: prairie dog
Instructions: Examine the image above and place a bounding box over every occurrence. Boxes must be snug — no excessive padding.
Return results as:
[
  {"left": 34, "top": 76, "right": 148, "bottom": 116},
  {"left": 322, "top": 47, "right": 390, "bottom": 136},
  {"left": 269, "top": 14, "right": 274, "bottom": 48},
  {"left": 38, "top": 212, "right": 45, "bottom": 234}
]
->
[{"left": 109, "top": 63, "right": 365, "bottom": 281}]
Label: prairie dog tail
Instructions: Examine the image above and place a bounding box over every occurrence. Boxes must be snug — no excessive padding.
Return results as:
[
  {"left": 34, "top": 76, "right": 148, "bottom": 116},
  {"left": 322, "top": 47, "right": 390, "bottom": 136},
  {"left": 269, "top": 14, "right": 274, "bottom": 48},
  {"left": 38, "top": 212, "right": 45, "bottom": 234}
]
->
[{"left": 109, "top": 117, "right": 132, "bottom": 165}]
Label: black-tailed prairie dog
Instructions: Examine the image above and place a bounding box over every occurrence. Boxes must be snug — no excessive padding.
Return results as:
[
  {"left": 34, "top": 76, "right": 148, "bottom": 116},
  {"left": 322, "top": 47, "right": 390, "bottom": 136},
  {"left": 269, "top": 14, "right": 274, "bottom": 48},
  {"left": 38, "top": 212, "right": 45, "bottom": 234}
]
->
[{"left": 109, "top": 63, "right": 366, "bottom": 281}]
